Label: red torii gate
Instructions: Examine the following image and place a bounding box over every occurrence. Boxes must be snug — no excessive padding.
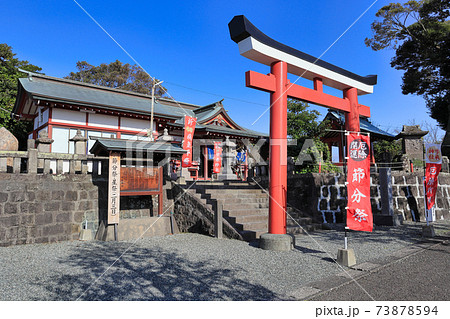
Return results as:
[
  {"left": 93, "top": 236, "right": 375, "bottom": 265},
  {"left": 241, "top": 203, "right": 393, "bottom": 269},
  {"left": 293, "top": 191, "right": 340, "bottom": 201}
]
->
[{"left": 228, "top": 16, "right": 377, "bottom": 240}]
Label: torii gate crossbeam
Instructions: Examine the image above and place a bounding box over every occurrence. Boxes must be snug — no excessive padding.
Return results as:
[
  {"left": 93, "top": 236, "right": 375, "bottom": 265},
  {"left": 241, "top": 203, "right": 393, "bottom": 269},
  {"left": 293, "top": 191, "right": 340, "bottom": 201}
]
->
[{"left": 228, "top": 15, "right": 377, "bottom": 238}]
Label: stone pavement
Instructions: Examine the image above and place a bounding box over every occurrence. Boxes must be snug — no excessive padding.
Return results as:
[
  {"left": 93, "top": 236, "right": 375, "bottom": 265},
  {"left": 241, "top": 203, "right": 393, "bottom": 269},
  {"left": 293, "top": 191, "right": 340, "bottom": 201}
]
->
[{"left": 289, "top": 223, "right": 450, "bottom": 301}]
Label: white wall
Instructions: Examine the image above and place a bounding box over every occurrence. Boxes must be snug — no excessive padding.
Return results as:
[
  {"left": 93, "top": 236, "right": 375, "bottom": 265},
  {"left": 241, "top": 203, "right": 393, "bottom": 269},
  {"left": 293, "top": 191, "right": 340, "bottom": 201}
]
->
[
  {"left": 88, "top": 113, "right": 119, "bottom": 129},
  {"left": 121, "top": 117, "right": 154, "bottom": 132},
  {"left": 52, "top": 108, "right": 85, "bottom": 126}
]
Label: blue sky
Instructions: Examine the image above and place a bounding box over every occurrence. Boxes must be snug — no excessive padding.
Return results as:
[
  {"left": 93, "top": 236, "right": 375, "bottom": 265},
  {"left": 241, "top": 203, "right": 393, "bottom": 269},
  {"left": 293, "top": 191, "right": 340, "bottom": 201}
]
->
[{"left": 1, "top": 0, "right": 443, "bottom": 136}]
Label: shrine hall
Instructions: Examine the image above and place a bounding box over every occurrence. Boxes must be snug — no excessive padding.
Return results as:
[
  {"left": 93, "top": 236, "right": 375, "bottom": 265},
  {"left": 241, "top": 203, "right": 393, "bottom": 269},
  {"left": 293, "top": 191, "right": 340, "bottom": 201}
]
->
[{"left": 13, "top": 71, "right": 267, "bottom": 180}]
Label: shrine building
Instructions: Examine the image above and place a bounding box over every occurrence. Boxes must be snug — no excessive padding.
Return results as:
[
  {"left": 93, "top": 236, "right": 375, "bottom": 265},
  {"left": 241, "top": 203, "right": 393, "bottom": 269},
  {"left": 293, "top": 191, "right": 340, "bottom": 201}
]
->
[{"left": 13, "top": 71, "right": 267, "bottom": 180}]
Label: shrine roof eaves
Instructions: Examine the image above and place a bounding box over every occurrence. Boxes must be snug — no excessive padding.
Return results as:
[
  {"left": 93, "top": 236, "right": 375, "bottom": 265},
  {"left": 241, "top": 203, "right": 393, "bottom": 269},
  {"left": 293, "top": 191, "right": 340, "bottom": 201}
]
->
[{"left": 89, "top": 138, "right": 186, "bottom": 156}]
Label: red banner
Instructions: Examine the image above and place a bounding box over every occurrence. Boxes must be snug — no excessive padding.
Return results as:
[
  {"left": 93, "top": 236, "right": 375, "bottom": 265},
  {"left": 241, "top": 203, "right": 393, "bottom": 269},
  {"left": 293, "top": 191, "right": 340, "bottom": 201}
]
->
[
  {"left": 213, "top": 142, "right": 222, "bottom": 174},
  {"left": 424, "top": 144, "right": 442, "bottom": 210},
  {"left": 181, "top": 116, "right": 197, "bottom": 167},
  {"left": 425, "top": 163, "right": 441, "bottom": 209},
  {"left": 346, "top": 133, "right": 373, "bottom": 232}
]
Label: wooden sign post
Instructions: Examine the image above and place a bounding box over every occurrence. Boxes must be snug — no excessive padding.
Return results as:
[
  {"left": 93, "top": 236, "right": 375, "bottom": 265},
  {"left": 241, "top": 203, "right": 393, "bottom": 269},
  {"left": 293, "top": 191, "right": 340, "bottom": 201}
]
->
[{"left": 108, "top": 152, "right": 121, "bottom": 240}]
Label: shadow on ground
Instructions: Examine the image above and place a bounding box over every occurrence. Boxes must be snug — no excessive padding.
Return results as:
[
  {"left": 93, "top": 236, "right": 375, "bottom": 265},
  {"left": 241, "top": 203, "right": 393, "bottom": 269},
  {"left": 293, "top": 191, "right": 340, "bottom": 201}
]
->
[{"left": 31, "top": 241, "right": 280, "bottom": 301}]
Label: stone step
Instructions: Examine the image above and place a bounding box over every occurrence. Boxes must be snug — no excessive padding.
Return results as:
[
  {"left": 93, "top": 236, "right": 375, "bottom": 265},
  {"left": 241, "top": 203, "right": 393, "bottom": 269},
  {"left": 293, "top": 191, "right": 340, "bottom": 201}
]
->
[
  {"left": 240, "top": 230, "right": 267, "bottom": 242},
  {"left": 225, "top": 214, "right": 268, "bottom": 224},
  {"left": 205, "top": 191, "right": 268, "bottom": 198},
  {"left": 212, "top": 196, "right": 269, "bottom": 203},
  {"left": 222, "top": 202, "right": 269, "bottom": 210},
  {"left": 223, "top": 208, "right": 268, "bottom": 217},
  {"left": 241, "top": 221, "right": 268, "bottom": 232}
]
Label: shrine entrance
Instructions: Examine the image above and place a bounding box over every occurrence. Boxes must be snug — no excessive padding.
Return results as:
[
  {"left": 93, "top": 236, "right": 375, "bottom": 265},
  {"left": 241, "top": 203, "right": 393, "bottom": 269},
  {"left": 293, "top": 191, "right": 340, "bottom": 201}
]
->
[
  {"left": 228, "top": 15, "right": 377, "bottom": 247},
  {"left": 90, "top": 138, "right": 186, "bottom": 240},
  {"left": 198, "top": 145, "right": 214, "bottom": 180}
]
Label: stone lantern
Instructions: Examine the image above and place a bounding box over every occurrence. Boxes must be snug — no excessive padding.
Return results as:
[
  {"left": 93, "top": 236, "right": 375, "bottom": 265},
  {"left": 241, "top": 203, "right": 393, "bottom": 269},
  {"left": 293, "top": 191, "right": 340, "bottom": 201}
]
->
[
  {"left": 218, "top": 136, "right": 237, "bottom": 180},
  {"left": 35, "top": 130, "right": 54, "bottom": 153},
  {"left": 69, "top": 129, "right": 88, "bottom": 155}
]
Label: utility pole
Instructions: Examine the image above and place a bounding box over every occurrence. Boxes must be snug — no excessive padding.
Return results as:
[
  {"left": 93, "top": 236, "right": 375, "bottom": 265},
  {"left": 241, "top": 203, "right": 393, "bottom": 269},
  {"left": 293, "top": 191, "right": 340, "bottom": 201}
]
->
[{"left": 149, "top": 79, "right": 163, "bottom": 141}]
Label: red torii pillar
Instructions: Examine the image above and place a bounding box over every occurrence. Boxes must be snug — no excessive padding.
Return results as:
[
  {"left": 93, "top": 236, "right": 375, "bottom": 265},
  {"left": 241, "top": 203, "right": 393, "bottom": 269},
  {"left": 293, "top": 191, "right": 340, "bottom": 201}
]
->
[{"left": 229, "top": 15, "right": 376, "bottom": 245}]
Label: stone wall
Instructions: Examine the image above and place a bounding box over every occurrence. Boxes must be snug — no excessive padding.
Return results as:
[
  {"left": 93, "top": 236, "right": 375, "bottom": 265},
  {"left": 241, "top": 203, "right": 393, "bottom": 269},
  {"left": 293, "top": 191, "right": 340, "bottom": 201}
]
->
[
  {"left": 283, "top": 172, "right": 450, "bottom": 224},
  {"left": 0, "top": 174, "right": 101, "bottom": 246},
  {"left": 0, "top": 172, "right": 171, "bottom": 246}
]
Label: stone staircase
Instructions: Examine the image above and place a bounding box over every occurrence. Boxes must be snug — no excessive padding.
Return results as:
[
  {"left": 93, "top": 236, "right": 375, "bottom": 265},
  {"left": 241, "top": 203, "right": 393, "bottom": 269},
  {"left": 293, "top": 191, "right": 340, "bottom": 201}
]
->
[{"left": 185, "top": 181, "right": 323, "bottom": 241}]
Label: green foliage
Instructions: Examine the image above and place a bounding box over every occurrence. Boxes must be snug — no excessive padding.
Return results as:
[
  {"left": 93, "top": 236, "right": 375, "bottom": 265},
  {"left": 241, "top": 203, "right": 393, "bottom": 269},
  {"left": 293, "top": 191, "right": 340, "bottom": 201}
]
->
[
  {"left": 65, "top": 60, "right": 168, "bottom": 96},
  {"left": 365, "top": 0, "right": 450, "bottom": 129},
  {"left": 286, "top": 99, "right": 337, "bottom": 173},
  {"left": 287, "top": 99, "right": 328, "bottom": 139},
  {"left": 373, "top": 139, "right": 402, "bottom": 163},
  {"left": 0, "top": 43, "right": 42, "bottom": 148}
]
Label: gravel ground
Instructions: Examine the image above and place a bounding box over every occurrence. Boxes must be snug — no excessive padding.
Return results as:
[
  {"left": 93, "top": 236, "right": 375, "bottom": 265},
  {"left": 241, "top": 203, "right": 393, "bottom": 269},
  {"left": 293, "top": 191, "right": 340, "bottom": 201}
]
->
[{"left": 0, "top": 220, "right": 449, "bottom": 301}]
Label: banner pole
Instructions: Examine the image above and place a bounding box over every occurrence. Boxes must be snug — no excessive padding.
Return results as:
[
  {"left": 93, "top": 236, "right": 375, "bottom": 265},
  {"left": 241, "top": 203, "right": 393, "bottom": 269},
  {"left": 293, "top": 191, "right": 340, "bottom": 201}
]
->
[
  {"left": 344, "top": 131, "right": 349, "bottom": 248},
  {"left": 344, "top": 226, "right": 348, "bottom": 249},
  {"left": 422, "top": 142, "right": 428, "bottom": 225}
]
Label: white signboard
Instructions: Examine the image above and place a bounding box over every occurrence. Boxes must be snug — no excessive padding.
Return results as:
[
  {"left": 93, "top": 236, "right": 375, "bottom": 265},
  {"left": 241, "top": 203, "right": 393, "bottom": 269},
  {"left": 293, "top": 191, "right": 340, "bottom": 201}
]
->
[{"left": 108, "top": 152, "right": 121, "bottom": 224}]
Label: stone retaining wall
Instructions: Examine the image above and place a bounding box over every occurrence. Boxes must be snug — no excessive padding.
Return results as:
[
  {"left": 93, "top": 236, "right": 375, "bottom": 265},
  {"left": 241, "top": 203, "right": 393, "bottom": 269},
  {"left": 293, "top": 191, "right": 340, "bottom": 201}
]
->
[
  {"left": 284, "top": 172, "right": 450, "bottom": 224},
  {"left": 0, "top": 173, "right": 169, "bottom": 246},
  {"left": 0, "top": 174, "right": 101, "bottom": 246}
]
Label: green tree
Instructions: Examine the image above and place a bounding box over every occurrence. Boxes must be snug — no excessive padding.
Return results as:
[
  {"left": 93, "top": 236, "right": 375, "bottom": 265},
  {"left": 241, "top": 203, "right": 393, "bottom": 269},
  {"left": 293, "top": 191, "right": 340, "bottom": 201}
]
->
[
  {"left": 373, "top": 139, "right": 402, "bottom": 164},
  {"left": 287, "top": 99, "right": 337, "bottom": 172},
  {"left": 0, "top": 43, "right": 42, "bottom": 148},
  {"left": 365, "top": 0, "right": 450, "bottom": 129},
  {"left": 65, "top": 60, "right": 168, "bottom": 97}
]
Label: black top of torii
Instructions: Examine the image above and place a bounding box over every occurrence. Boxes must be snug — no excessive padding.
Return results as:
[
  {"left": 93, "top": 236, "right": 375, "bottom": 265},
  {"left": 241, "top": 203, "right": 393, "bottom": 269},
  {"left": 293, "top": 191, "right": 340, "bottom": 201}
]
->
[{"left": 228, "top": 15, "right": 377, "bottom": 95}]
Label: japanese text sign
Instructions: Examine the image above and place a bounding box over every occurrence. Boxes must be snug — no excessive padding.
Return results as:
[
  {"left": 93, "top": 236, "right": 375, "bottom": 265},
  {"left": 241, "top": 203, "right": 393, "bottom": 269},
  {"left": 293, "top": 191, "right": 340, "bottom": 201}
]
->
[
  {"left": 181, "top": 116, "right": 197, "bottom": 167},
  {"left": 346, "top": 134, "right": 373, "bottom": 232},
  {"left": 425, "top": 144, "right": 442, "bottom": 209},
  {"left": 213, "top": 142, "right": 223, "bottom": 174},
  {"left": 108, "top": 152, "right": 121, "bottom": 224}
]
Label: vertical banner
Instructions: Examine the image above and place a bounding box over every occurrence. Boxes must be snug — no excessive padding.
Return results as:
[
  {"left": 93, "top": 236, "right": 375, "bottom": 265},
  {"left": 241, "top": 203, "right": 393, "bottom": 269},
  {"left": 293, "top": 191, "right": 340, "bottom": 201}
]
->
[
  {"left": 346, "top": 133, "right": 373, "bottom": 232},
  {"left": 425, "top": 144, "right": 442, "bottom": 210},
  {"left": 108, "top": 152, "right": 121, "bottom": 224},
  {"left": 181, "top": 116, "right": 197, "bottom": 167},
  {"left": 213, "top": 141, "right": 223, "bottom": 174}
]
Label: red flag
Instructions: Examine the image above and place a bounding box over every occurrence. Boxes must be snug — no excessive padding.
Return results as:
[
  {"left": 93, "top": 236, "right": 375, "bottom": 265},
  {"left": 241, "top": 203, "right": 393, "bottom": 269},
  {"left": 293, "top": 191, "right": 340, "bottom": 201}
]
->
[
  {"left": 424, "top": 144, "right": 442, "bottom": 209},
  {"left": 213, "top": 142, "right": 222, "bottom": 174},
  {"left": 181, "top": 116, "right": 197, "bottom": 168},
  {"left": 425, "top": 164, "right": 441, "bottom": 209},
  {"left": 346, "top": 133, "right": 373, "bottom": 232}
]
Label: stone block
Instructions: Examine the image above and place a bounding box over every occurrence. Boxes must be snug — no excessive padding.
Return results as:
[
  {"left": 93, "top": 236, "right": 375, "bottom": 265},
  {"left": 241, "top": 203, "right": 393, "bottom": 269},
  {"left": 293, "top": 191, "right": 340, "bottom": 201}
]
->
[
  {"left": 26, "top": 192, "right": 35, "bottom": 202},
  {"left": 20, "top": 214, "right": 35, "bottom": 225},
  {"left": 61, "top": 202, "right": 76, "bottom": 212},
  {"left": 259, "top": 233, "right": 293, "bottom": 251},
  {"left": 35, "top": 213, "right": 53, "bottom": 225},
  {"left": 337, "top": 248, "right": 356, "bottom": 267},
  {"left": 0, "top": 192, "right": 8, "bottom": 202},
  {"left": 42, "top": 224, "right": 64, "bottom": 237},
  {"left": 51, "top": 190, "right": 64, "bottom": 200},
  {"left": 77, "top": 201, "right": 93, "bottom": 211},
  {"left": 35, "top": 190, "right": 51, "bottom": 201},
  {"left": 56, "top": 212, "right": 71, "bottom": 223},
  {"left": 1, "top": 215, "right": 19, "bottom": 227},
  {"left": 89, "top": 191, "right": 99, "bottom": 200},
  {"left": 9, "top": 191, "right": 26, "bottom": 202},
  {"left": 3, "top": 203, "right": 18, "bottom": 215},
  {"left": 44, "top": 202, "right": 60, "bottom": 212},
  {"left": 65, "top": 190, "right": 78, "bottom": 201},
  {"left": 319, "top": 199, "right": 328, "bottom": 211},
  {"left": 73, "top": 211, "right": 85, "bottom": 222},
  {"left": 79, "top": 191, "right": 88, "bottom": 200}
]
